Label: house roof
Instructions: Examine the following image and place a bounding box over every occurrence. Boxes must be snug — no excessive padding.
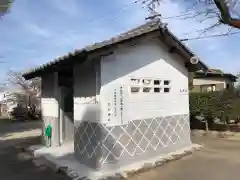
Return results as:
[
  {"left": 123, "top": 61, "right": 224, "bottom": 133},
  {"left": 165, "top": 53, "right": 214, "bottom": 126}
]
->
[
  {"left": 23, "top": 19, "right": 209, "bottom": 80},
  {"left": 195, "top": 69, "right": 237, "bottom": 82}
]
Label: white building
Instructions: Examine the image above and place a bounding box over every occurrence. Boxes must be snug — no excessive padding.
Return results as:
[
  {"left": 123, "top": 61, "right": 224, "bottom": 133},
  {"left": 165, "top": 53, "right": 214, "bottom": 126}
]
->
[{"left": 23, "top": 20, "right": 208, "bottom": 172}]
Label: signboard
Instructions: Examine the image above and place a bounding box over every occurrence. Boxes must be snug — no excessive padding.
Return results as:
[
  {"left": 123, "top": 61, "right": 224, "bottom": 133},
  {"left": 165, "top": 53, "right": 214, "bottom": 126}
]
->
[{"left": 104, "top": 84, "right": 128, "bottom": 126}]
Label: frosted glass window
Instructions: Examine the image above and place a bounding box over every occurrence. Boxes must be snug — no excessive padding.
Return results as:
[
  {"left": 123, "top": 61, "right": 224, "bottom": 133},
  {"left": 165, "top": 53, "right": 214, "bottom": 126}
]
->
[
  {"left": 143, "top": 79, "right": 151, "bottom": 85},
  {"left": 131, "top": 78, "right": 140, "bottom": 85},
  {"left": 131, "top": 87, "right": 140, "bottom": 93},
  {"left": 143, "top": 87, "right": 151, "bottom": 93}
]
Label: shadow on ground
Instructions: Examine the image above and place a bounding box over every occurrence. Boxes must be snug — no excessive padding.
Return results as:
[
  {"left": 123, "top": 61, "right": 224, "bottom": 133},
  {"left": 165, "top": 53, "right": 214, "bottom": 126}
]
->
[
  {"left": 0, "top": 119, "right": 41, "bottom": 137},
  {"left": 0, "top": 120, "right": 71, "bottom": 180}
]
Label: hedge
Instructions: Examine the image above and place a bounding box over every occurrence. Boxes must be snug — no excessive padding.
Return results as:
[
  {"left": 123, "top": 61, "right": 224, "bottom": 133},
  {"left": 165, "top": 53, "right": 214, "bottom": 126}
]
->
[{"left": 189, "top": 90, "right": 240, "bottom": 121}]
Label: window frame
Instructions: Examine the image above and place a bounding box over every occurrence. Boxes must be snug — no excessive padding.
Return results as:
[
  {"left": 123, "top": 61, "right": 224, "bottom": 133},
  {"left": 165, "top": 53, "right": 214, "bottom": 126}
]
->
[{"left": 129, "top": 77, "right": 171, "bottom": 94}]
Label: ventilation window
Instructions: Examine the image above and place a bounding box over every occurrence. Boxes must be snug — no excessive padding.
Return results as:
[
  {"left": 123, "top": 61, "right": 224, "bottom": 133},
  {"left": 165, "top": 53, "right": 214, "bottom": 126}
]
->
[
  {"left": 154, "top": 80, "right": 160, "bottom": 85},
  {"left": 131, "top": 78, "right": 140, "bottom": 85},
  {"left": 164, "top": 87, "right": 170, "bottom": 93},
  {"left": 131, "top": 87, "right": 140, "bottom": 93},
  {"left": 154, "top": 87, "right": 161, "bottom": 93},
  {"left": 164, "top": 80, "right": 170, "bottom": 85},
  {"left": 143, "top": 79, "right": 151, "bottom": 85},
  {"left": 143, "top": 87, "right": 151, "bottom": 93}
]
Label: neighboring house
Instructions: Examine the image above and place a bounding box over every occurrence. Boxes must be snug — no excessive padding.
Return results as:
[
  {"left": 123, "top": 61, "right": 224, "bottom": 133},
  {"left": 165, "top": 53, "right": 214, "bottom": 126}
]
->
[
  {"left": 192, "top": 69, "right": 237, "bottom": 92},
  {"left": 23, "top": 20, "right": 208, "bottom": 173}
]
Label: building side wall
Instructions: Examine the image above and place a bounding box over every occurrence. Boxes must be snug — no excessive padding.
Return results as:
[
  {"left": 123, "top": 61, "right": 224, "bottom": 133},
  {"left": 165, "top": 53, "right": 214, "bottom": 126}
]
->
[
  {"left": 193, "top": 77, "right": 234, "bottom": 92},
  {"left": 74, "top": 38, "right": 191, "bottom": 170},
  {"left": 100, "top": 39, "right": 189, "bottom": 125},
  {"left": 41, "top": 73, "right": 59, "bottom": 146}
]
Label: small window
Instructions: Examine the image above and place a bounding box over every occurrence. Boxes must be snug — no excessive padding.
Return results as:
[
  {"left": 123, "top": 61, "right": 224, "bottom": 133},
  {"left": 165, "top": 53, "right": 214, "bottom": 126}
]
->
[
  {"left": 143, "top": 79, "right": 151, "bottom": 85},
  {"left": 164, "top": 80, "right": 170, "bottom": 85},
  {"left": 131, "top": 87, "right": 140, "bottom": 93},
  {"left": 154, "top": 87, "right": 161, "bottom": 93},
  {"left": 164, "top": 88, "right": 170, "bottom": 93},
  {"left": 143, "top": 87, "right": 151, "bottom": 93},
  {"left": 200, "top": 85, "right": 216, "bottom": 92},
  {"left": 131, "top": 78, "right": 140, "bottom": 85},
  {"left": 154, "top": 80, "right": 160, "bottom": 85}
]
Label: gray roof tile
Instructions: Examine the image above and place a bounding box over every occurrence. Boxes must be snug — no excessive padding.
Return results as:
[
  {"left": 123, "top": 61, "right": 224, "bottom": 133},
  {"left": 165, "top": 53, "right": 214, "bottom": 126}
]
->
[{"left": 23, "top": 19, "right": 208, "bottom": 79}]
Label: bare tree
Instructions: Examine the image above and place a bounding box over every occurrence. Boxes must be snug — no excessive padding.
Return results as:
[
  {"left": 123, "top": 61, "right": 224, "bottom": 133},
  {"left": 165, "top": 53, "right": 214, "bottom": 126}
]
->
[
  {"left": 6, "top": 70, "right": 41, "bottom": 119},
  {"left": 144, "top": 0, "right": 240, "bottom": 30}
]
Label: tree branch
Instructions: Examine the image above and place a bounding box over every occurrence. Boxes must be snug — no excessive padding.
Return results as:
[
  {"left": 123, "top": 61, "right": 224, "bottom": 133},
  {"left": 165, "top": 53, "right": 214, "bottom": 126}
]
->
[{"left": 143, "top": 0, "right": 240, "bottom": 30}]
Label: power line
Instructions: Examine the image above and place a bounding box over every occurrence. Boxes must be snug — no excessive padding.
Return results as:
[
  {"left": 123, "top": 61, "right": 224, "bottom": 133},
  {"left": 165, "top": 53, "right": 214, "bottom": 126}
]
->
[
  {"left": 180, "top": 31, "right": 240, "bottom": 41},
  {"left": 10, "top": 0, "right": 240, "bottom": 50},
  {"left": 51, "top": 1, "right": 198, "bottom": 41},
  {"left": 73, "top": 0, "right": 143, "bottom": 30},
  {"left": 43, "top": 0, "right": 143, "bottom": 46},
  {"left": 162, "top": 12, "right": 194, "bottom": 19}
]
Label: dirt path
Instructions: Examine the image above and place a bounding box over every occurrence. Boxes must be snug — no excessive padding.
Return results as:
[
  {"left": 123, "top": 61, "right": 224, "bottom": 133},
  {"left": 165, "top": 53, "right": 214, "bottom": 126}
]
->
[{"left": 2, "top": 121, "right": 240, "bottom": 180}]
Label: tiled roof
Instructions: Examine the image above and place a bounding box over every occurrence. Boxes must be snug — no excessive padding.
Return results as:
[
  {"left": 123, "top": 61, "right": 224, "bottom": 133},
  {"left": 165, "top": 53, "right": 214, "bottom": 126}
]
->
[
  {"left": 195, "top": 70, "right": 237, "bottom": 81},
  {"left": 23, "top": 19, "right": 208, "bottom": 79}
]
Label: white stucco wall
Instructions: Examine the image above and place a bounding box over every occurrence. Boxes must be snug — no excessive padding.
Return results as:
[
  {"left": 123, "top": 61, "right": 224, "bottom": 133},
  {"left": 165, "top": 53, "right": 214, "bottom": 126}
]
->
[
  {"left": 193, "top": 77, "right": 232, "bottom": 89},
  {"left": 73, "top": 36, "right": 192, "bottom": 168},
  {"left": 41, "top": 73, "right": 59, "bottom": 117},
  {"left": 100, "top": 39, "right": 189, "bottom": 126},
  {"left": 41, "top": 73, "right": 60, "bottom": 146},
  {"left": 73, "top": 62, "right": 99, "bottom": 121}
]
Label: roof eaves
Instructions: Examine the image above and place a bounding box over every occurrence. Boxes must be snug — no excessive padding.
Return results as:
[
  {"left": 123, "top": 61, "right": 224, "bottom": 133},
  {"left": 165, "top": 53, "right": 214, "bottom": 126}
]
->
[
  {"left": 23, "top": 49, "right": 87, "bottom": 79},
  {"left": 195, "top": 71, "right": 237, "bottom": 81},
  {"left": 164, "top": 29, "right": 209, "bottom": 71}
]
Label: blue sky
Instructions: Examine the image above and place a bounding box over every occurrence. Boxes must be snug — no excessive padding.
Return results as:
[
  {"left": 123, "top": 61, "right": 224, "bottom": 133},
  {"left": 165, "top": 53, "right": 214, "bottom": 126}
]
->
[{"left": 0, "top": 0, "right": 240, "bottom": 82}]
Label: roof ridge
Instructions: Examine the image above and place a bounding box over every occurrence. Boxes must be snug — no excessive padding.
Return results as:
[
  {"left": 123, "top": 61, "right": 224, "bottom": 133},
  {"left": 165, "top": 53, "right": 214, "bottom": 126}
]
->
[
  {"left": 23, "top": 19, "right": 208, "bottom": 79},
  {"left": 83, "top": 19, "right": 161, "bottom": 51}
]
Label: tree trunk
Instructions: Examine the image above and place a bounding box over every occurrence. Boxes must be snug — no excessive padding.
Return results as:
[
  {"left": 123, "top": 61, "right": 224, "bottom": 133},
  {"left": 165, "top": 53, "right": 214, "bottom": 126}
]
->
[{"left": 205, "top": 119, "right": 209, "bottom": 131}]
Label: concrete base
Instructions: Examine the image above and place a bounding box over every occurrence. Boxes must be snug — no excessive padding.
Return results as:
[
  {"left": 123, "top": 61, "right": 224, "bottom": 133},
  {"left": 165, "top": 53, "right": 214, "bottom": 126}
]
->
[{"left": 27, "top": 143, "right": 202, "bottom": 180}]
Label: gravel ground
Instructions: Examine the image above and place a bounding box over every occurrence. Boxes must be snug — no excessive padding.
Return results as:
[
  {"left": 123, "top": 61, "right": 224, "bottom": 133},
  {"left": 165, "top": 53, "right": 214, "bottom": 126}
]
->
[{"left": 128, "top": 136, "right": 240, "bottom": 180}]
